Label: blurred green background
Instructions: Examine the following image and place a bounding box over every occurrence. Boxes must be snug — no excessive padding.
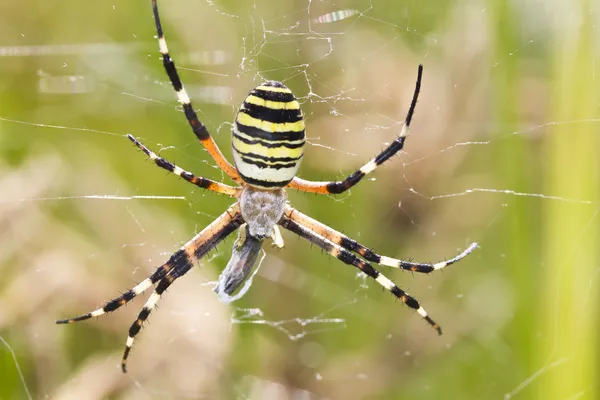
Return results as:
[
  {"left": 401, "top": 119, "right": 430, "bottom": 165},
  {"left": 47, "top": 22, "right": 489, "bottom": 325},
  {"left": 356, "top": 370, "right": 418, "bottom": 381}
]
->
[{"left": 0, "top": 0, "right": 598, "bottom": 399}]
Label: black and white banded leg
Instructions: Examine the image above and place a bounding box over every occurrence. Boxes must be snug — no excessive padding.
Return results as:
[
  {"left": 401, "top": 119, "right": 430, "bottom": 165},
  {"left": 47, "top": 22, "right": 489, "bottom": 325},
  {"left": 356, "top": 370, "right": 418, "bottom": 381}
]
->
[
  {"left": 55, "top": 265, "right": 170, "bottom": 324},
  {"left": 150, "top": 0, "right": 240, "bottom": 181},
  {"left": 284, "top": 205, "right": 478, "bottom": 273},
  {"left": 57, "top": 205, "right": 243, "bottom": 372},
  {"left": 288, "top": 64, "right": 422, "bottom": 195},
  {"left": 279, "top": 215, "right": 443, "bottom": 334},
  {"left": 127, "top": 134, "right": 240, "bottom": 197},
  {"left": 120, "top": 274, "right": 174, "bottom": 372}
]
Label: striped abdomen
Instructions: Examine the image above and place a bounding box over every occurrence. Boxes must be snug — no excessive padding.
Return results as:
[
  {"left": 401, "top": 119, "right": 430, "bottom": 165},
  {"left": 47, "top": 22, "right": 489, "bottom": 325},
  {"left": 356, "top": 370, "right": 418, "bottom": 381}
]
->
[{"left": 232, "top": 81, "right": 305, "bottom": 189}]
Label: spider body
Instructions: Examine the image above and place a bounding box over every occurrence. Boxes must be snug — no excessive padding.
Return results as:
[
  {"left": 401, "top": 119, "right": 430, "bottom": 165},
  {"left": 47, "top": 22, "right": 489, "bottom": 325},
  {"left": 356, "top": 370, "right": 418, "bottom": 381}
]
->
[
  {"left": 56, "top": 0, "right": 478, "bottom": 373},
  {"left": 239, "top": 186, "right": 287, "bottom": 239},
  {"left": 232, "top": 81, "right": 305, "bottom": 189}
]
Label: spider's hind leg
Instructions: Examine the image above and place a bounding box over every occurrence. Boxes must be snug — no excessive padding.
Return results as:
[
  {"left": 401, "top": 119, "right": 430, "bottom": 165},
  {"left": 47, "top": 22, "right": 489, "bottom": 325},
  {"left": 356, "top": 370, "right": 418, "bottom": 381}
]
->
[
  {"left": 150, "top": 0, "right": 241, "bottom": 182},
  {"left": 287, "top": 65, "right": 423, "bottom": 195}
]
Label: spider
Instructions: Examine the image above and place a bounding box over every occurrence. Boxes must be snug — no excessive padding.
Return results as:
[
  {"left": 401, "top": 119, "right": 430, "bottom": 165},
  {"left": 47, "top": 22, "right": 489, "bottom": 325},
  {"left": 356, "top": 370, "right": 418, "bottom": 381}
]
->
[{"left": 57, "top": 0, "right": 478, "bottom": 373}]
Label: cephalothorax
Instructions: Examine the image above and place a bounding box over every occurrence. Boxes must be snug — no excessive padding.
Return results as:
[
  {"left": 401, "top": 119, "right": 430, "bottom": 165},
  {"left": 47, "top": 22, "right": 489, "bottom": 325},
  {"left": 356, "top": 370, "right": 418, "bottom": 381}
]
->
[
  {"left": 56, "top": 0, "right": 478, "bottom": 373},
  {"left": 239, "top": 186, "right": 287, "bottom": 240}
]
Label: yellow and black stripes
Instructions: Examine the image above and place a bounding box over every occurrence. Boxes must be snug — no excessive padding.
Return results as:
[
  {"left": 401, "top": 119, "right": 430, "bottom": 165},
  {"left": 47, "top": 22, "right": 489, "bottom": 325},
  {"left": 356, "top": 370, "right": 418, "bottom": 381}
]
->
[
  {"left": 284, "top": 206, "right": 478, "bottom": 273},
  {"left": 150, "top": 0, "right": 240, "bottom": 182},
  {"left": 55, "top": 0, "right": 473, "bottom": 376},
  {"left": 127, "top": 134, "right": 240, "bottom": 197},
  {"left": 287, "top": 64, "right": 423, "bottom": 195},
  {"left": 232, "top": 81, "right": 305, "bottom": 189},
  {"left": 279, "top": 214, "right": 443, "bottom": 335},
  {"left": 57, "top": 204, "right": 243, "bottom": 372}
]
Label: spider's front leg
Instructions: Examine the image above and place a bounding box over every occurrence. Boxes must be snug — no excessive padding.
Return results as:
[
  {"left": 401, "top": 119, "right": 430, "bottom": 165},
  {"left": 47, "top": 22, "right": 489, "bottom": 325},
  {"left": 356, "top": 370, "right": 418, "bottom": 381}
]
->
[
  {"left": 57, "top": 204, "right": 243, "bottom": 372},
  {"left": 279, "top": 214, "right": 444, "bottom": 334},
  {"left": 283, "top": 205, "right": 478, "bottom": 273},
  {"left": 279, "top": 205, "right": 477, "bottom": 334}
]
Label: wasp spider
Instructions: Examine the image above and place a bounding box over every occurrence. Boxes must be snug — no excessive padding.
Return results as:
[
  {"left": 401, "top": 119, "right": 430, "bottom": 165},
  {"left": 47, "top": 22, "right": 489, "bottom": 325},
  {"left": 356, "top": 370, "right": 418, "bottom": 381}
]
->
[{"left": 56, "top": 0, "right": 478, "bottom": 372}]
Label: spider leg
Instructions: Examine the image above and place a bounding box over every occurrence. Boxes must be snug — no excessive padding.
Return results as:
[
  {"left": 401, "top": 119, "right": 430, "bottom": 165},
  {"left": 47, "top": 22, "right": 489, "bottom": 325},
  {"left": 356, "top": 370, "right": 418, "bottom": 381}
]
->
[
  {"left": 57, "top": 204, "right": 243, "bottom": 372},
  {"left": 287, "top": 65, "right": 422, "bottom": 195},
  {"left": 55, "top": 268, "right": 167, "bottom": 323},
  {"left": 121, "top": 275, "right": 172, "bottom": 373},
  {"left": 128, "top": 134, "right": 240, "bottom": 197},
  {"left": 284, "top": 205, "right": 477, "bottom": 273},
  {"left": 280, "top": 215, "right": 443, "bottom": 334},
  {"left": 151, "top": 0, "right": 241, "bottom": 182}
]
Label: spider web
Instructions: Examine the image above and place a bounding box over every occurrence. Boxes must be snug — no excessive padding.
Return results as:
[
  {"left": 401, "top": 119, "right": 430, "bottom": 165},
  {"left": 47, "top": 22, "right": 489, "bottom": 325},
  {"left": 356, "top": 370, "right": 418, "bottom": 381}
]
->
[{"left": 0, "top": 0, "right": 599, "bottom": 399}]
